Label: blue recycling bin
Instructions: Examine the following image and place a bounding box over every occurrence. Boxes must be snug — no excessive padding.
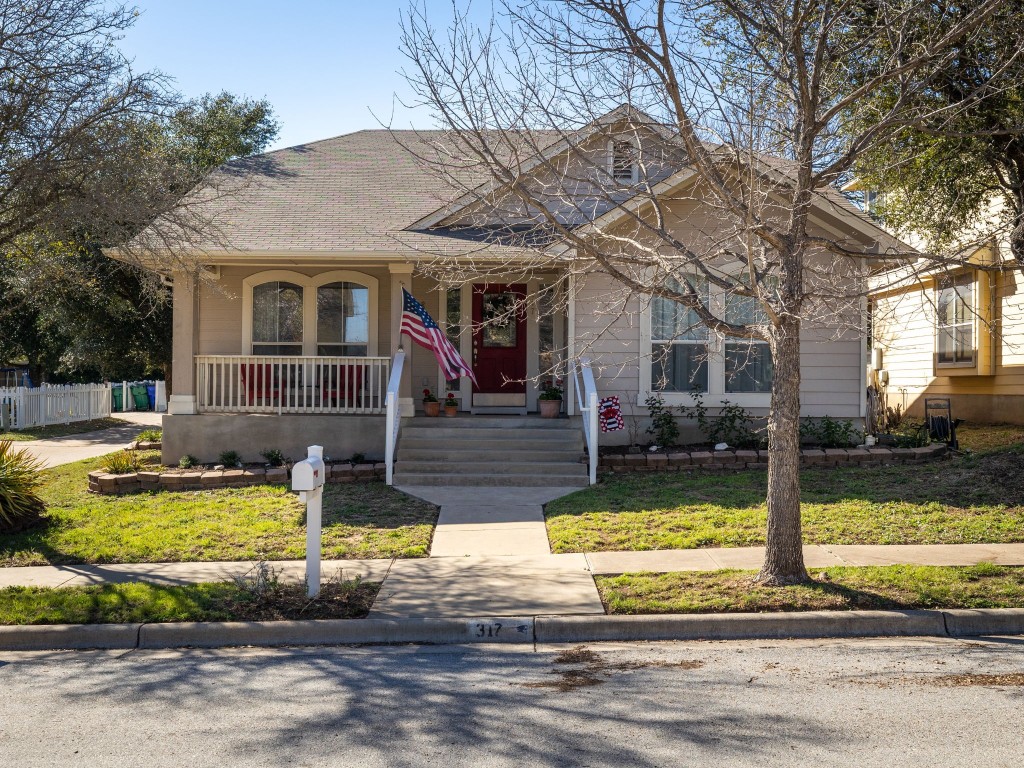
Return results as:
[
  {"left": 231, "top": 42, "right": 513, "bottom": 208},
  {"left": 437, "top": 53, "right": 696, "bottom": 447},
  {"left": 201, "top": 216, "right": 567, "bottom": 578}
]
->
[{"left": 146, "top": 384, "right": 156, "bottom": 411}]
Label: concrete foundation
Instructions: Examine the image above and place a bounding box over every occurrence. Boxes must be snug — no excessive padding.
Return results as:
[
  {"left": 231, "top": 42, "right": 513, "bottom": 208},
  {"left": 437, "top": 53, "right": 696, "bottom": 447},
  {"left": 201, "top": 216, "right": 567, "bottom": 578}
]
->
[{"left": 162, "top": 413, "right": 385, "bottom": 465}]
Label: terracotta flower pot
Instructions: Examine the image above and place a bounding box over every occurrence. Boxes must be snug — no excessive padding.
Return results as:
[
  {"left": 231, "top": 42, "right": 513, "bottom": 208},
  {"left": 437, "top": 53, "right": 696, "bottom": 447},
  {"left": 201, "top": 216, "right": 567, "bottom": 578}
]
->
[
  {"left": 424, "top": 401, "right": 440, "bottom": 417},
  {"left": 539, "top": 398, "right": 562, "bottom": 418},
  {"left": 444, "top": 404, "right": 458, "bottom": 417}
]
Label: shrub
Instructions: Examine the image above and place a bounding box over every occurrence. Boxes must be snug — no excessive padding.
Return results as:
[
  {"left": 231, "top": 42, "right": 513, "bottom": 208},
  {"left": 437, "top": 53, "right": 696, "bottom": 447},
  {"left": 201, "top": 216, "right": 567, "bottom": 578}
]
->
[
  {"left": 260, "top": 448, "right": 285, "bottom": 467},
  {"left": 645, "top": 394, "right": 679, "bottom": 447},
  {"left": 893, "top": 420, "right": 930, "bottom": 448},
  {"left": 802, "top": 416, "right": 859, "bottom": 448},
  {"left": 351, "top": 452, "right": 366, "bottom": 464},
  {"left": 178, "top": 454, "right": 199, "bottom": 469},
  {"left": 137, "top": 429, "right": 162, "bottom": 443},
  {"left": 711, "top": 400, "right": 760, "bottom": 449},
  {"left": 104, "top": 450, "right": 141, "bottom": 475},
  {"left": 0, "top": 440, "right": 45, "bottom": 533},
  {"left": 218, "top": 449, "right": 242, "bottom": 467}
]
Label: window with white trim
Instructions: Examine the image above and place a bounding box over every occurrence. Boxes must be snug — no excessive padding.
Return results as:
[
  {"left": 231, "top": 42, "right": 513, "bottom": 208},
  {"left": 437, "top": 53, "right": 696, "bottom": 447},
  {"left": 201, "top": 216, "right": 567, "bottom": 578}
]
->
[
  {"left": 610, "top": 140, "right": 637, "bottom": 185},
  {"left": 651, "top": 277, "right": 710, "bottom": 393},
  {"left": 936, "top": 273, "right": 974, "bottom": 366},
  {"left": 252, "top": 282, "right": 303, "bottom": 355},
  {"left": 316, "top": 282, "right": 369, "bottom": 356},
  {"left": 723, "top": 292, "right": 773, "bottom": 393}
]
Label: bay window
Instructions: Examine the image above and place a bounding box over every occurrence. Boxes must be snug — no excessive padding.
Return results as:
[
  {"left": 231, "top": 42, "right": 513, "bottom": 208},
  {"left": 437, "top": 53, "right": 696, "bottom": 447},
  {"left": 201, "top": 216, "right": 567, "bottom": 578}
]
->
[{"left": 936, "top": 274, "right": 974, "bottom": 366}]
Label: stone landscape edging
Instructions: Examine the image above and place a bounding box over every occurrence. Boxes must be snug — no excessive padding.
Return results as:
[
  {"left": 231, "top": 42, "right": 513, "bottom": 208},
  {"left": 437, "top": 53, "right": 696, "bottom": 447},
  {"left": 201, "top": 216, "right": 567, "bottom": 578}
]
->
[
  {"left": 2, "top": 607, "right": 1022, "bottom": 651},
  {"left": 599, "top": 443, "right": 948, "bottom": 472},
  {"left": 88, "top": 461, "right": 386, "bottom": 494}
]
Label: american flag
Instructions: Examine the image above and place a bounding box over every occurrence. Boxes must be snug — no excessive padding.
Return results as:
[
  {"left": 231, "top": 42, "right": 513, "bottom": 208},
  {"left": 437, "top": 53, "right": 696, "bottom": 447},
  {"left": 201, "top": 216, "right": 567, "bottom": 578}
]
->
[{"left": 400, "top": 289, "right": 478, "bottom": 384}]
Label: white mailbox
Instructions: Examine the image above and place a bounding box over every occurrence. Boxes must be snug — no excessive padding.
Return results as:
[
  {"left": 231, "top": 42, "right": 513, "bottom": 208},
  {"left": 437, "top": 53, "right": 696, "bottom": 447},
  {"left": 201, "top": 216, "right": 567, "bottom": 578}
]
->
[
  {"left": 292, "top": 445, "right": 325, "bottom": 598},
  {"left": 292, "top": 453, "right": 325, "bottom": 493}
]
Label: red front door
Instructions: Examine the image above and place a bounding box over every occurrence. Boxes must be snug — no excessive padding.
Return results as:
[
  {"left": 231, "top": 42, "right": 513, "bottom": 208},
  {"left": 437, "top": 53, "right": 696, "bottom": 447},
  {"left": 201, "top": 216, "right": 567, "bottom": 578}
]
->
[{"left": 472, "top": 283, "right": 527, "bottom": 397}]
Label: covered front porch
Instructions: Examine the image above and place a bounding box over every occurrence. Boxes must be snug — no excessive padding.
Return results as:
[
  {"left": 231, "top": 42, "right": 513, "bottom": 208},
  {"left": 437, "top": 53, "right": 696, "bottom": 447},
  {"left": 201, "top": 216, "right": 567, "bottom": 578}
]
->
[{"left": 162, "top": 261, "right": 579, "bottom": 465}]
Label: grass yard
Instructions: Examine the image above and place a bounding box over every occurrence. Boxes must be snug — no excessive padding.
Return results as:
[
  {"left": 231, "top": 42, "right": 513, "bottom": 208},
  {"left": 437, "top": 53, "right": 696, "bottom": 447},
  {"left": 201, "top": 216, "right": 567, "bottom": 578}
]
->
[
  {"left": 0, "top": 453, "right": 437, "bottom": 566},
  {"left": 955, "top": 422, "right": 1024, "bottom": 453},
  {"left": 0, "top": 579, "right": 380, "bottom": 625},
  {"left": 0, "top": 417, "right": 131, "bottom": 442},
  {"left": 547, "top": 431, "right": 1024, "bottom": 553},
  {"left": 597, "top": 563, "right": 1024, "bottom": 614}
]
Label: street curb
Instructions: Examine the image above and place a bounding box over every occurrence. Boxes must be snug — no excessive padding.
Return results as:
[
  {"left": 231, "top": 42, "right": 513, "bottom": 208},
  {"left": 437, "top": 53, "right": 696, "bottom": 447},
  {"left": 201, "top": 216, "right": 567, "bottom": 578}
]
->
[
  {"left": 2, "top": 609, "right": 1023, "bottom": 651},
  {"left": 138, "top": 617, "right": 535, "bottom": 649},
  {"left": 942, "top": 608, "right": 1024, "bottom": 637},
  {"left": 0, "top": 623, "right": 142, "bottom": 651},
  {"left": 534, "top": 610, "right": 947, "bottom": 643}
]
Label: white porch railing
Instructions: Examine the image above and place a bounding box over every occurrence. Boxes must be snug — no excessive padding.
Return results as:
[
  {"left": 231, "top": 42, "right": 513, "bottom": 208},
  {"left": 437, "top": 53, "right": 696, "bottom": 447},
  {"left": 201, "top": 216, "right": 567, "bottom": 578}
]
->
[
  {"left": 0, "top": 383, "right": 112, "bottom": 430},
  {"left": 384, "top": 349, "right": 406, "bottom": 485},
  {"left": 195, "top": 356, "right": 390, "bottom": 414},
  {"left": 572, "top": 357, "right": 599, "bottom": 485}
]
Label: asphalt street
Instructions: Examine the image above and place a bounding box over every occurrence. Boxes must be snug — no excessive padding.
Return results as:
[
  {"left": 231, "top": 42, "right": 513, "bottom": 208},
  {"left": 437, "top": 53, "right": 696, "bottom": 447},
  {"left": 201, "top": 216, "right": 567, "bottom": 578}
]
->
[{"left": 1, "top": 636, "right": 1022, "bottom": 767}]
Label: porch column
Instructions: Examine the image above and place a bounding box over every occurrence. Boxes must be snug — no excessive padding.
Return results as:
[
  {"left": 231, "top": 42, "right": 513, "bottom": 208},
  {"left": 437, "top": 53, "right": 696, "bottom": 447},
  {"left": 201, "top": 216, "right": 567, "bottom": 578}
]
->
[
  {"left": 389, "top": 263, "right": 415, "bottom": 416},
  {"left": 168, "top": 271, "right": 199, "bottom": 415}
]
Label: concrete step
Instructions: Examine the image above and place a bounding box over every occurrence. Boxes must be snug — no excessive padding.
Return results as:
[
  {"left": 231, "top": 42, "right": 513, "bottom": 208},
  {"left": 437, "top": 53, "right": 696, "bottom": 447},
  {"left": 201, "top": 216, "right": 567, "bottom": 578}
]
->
[
  {"left": 402, "top": 416, "right": 577, "bottom": 430},
  {"left": 391, "top": 472, "right": 590, "bottom": 487},
  {"left": 400, "top": 426, "right": 582, "bottom": 441},
  {"left": 396, "top": 461, "right": 586, "bottom": 475},
  {"left": 397, "top": 448, "right": 586, "bottom": 462},
  {"left": 398, "top": 437, "right": 582, "bottom": 452}
]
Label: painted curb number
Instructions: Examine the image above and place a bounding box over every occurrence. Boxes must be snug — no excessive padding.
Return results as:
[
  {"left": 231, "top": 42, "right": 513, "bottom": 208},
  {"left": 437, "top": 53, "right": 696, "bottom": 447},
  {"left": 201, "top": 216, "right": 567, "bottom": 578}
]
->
[{"left": 464, "top": 619, "right": 533, "bottom": 641}]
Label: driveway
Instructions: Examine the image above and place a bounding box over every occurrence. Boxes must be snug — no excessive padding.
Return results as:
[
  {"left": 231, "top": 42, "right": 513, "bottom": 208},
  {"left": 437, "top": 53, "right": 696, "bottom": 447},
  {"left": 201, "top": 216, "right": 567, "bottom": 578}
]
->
[{"left": 19, "top": 412, "right": 163, "bottom": 468}]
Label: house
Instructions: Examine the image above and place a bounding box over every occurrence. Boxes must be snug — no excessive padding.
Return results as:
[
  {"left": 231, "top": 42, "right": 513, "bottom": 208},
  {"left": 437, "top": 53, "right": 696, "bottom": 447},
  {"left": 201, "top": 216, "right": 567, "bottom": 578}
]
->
[
  {"left": 149, "top": 108, "right": 900, "bottom": 484},
  {"left": 869, "top": 233, "right": 1024, "bottom": 425}
]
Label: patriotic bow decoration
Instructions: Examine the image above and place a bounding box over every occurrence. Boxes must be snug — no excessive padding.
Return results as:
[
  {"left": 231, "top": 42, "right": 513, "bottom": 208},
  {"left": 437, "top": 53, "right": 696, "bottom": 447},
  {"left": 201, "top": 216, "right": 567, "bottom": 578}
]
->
[
  {"left": 400, "top": 289, "right": 478, "bottom": 384},
  {"left": 599, "top": 396, "right": 625, "bottom": 432}
]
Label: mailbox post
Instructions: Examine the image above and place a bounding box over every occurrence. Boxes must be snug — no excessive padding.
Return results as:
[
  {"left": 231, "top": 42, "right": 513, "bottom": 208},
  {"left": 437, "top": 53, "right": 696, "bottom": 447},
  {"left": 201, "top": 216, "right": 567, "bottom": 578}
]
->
[{"left": 291, "top": 445, "right": 326, "bottom": 598}]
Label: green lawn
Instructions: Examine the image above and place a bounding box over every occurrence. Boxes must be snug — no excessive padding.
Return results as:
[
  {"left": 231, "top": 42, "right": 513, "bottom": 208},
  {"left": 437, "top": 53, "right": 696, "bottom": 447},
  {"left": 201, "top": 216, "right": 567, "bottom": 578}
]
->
[
  {"left": 597, "top": 564, "right": 1024, "bottom": 614},
  {"left": 0, "top": 417, "right": 132, "bottom": 441},
  {"left": 548, "top": 433, "right": 1024, "bottom": 553},
  {"left": 0, "top": 454, "right": 437, "bottom": 566},
  {"left": 0, "top": 579, "right": 380, "bottom": 625}
]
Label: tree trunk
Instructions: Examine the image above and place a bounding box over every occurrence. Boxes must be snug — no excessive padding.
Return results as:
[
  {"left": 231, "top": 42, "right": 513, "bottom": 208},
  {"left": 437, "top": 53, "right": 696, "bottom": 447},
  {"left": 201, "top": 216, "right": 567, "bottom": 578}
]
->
[{"left": 757, "top": 315, "right": 809, "bottom": 585}]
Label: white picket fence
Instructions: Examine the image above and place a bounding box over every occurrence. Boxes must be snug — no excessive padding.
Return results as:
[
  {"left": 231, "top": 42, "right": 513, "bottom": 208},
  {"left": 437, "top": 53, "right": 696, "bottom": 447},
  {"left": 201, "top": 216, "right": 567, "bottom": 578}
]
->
[{"left": 0, "top": 383, "right": 112, "bottom": 430}]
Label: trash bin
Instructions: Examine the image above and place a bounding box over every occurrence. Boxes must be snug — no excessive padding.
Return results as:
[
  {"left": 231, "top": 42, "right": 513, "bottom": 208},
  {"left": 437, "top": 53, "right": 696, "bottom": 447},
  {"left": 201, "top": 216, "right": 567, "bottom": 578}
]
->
[
  {"left": 111, "top": 387, "right": 123, "bottom": 411},
  {"left": 130, "top": 384, "right": 149, "bottom": 410},
  {"left": 145, "top": 384, "right": 156, "bottom": 411}
]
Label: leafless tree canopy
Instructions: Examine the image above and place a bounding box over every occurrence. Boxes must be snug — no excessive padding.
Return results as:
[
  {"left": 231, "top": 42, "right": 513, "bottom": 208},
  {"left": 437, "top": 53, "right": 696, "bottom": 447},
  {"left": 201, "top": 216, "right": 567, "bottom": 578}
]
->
[
  {"left": 0, "top": 0, "right": 254, "bottom": 273},
  {"left": 398, "top": 0, "right": 1010, "bottom": 584}
]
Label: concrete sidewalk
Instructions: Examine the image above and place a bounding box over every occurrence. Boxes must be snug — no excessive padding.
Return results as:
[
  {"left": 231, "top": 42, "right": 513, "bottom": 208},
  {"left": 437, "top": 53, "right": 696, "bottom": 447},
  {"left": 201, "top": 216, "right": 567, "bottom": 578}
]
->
[
  {"left": 5, "top": 542, "right": 1024, "bottom": 588},
  {"left": 18, "top": 412, "right": 162, "bottom": 468}
]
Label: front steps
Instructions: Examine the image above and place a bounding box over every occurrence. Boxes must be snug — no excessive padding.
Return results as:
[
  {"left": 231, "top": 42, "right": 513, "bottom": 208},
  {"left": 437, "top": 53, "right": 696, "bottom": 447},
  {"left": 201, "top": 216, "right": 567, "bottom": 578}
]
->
[{"left": 392, "top": 416, "right": 590, "bottom": 487}]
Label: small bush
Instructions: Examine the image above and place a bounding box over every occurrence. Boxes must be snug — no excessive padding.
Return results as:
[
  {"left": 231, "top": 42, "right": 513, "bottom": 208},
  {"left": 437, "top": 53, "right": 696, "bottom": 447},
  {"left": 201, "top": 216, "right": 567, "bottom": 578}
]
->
[
  {"left": 803, "top": 416, "right": 859, "bottom": 448},
  {"left": 645, "top": 394, "right": 679, "bottom": 447},
  {"left": 712, "top": 401, "right": 760, "bottom": 448},
  {"left": 178, "top": 454, "right": 198, "bottom": 469},
  {"left": 260, "top": 448, "right": 285, "bottom": 467},
  {"left": 137, "top": 429, "right": 162, "bottom": 443},
  {"left": 0, "top": 440, "right": 45, "bottom": 533},
  {"left": 104, "top": 450, "right": 141, "bottom": 475},
  {"left": 351, "top": 452, "right": 366, "bottom": 464},
  {"left": 218, "top": 450, "right": 242, "bottom": 467},
  {"left": 893, "top": 420, "right": 930, "bottom": 448}
]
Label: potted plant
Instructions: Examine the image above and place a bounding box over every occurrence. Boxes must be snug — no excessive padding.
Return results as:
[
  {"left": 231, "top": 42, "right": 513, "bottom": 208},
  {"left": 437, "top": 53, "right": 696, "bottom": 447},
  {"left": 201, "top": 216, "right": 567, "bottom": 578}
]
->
[
  {"left": 422, "top": 388, "right": 440, "bottom": 417},
  {"left": 538, "top": 381, "right": 563, "bottom": 418},
  {"left": 444, "top": 391, "right": 459, "bottom": 417}
]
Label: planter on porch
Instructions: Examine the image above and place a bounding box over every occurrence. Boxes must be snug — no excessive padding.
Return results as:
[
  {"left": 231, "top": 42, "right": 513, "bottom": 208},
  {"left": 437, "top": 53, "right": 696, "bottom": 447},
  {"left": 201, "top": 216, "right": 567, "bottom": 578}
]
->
[
  {"left": 539, "top": 398, "right": 562, "bottom": 418},
  {"left": 423, "top": 389, "right": 440, "bottom": 417},
  {"left": 444, "top": 393, "right": 459, "bottom": 417}
]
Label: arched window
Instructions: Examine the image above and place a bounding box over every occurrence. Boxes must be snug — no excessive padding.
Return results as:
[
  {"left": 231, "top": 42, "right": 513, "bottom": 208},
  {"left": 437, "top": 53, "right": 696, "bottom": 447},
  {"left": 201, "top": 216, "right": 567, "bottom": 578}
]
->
[
  {"left": 243, "top": 270, "right": 379, "bottom": 356},
  {"left": 317, "top": 282, "right": 369, "bottom": 356},
  {"left": 252, "top": 281, "right": 303, "bottom": 355}
]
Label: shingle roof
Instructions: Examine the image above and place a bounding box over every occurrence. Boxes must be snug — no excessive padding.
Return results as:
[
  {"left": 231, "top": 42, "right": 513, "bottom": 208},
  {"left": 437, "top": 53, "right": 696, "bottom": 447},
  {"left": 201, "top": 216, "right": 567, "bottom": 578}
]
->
[{"left": 192, "top": 129, "right": 556, "bottom": 255}]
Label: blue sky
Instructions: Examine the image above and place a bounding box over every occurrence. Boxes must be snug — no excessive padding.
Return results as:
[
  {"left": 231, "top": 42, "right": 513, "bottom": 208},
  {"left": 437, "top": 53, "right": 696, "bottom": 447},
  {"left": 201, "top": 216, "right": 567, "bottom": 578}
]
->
[{"left": 117, "top": 1, "right": 447, "bottom": 150}]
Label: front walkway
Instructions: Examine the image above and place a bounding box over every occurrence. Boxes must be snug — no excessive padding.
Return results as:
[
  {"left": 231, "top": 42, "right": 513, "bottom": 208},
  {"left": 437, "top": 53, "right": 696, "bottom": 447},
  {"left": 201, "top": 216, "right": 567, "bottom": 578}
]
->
[{"left": 18, "top": 412, "right": 162, "bottom": 468}]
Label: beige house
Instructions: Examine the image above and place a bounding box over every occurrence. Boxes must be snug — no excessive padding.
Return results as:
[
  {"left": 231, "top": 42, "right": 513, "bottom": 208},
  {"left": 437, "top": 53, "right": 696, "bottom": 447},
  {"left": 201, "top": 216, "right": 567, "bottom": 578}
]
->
[{"left": 157, "top": 109, "right": 898, "bottom": 482}]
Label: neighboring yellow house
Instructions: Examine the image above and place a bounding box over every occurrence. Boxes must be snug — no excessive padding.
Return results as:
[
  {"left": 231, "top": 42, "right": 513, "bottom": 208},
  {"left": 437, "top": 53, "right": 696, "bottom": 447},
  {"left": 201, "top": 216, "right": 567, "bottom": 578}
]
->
[{"left": 869, "top": 198, "right": 1023, "bottom": 423}]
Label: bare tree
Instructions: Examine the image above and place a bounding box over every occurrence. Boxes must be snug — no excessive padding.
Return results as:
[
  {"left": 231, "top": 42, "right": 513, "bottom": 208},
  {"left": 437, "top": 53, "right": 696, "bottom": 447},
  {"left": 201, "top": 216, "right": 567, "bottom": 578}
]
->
[
  {"left": 0, "top": 0, "right": 257, "bottom": 272},
  {"left": 398, "top": 0, "right": 1012, "bottom": 584}
]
